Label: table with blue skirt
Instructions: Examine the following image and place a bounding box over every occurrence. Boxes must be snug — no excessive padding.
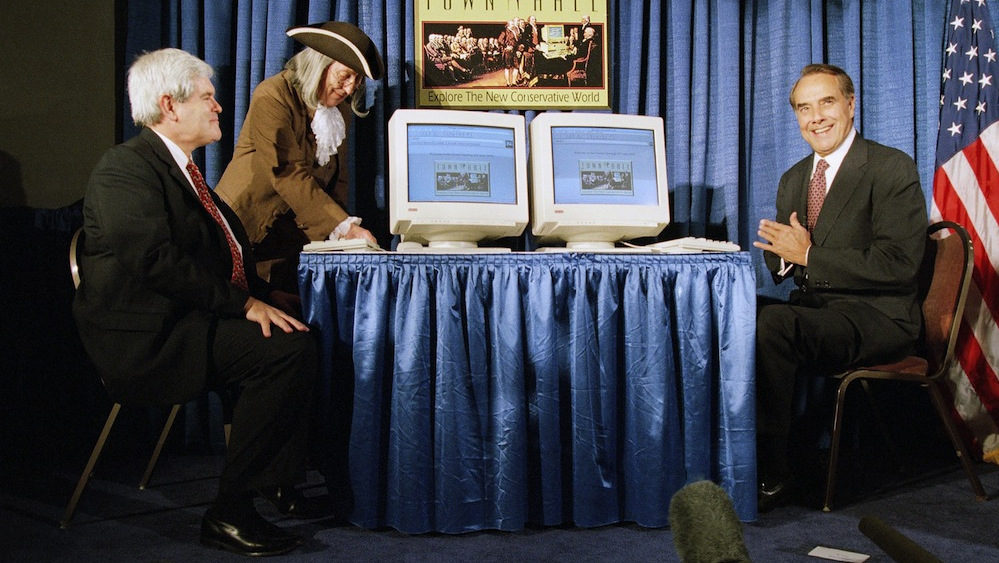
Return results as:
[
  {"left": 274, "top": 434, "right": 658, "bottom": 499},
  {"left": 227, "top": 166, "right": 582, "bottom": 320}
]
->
[{"left": 299, "top": 251, "right": 758, "bottom": 534}]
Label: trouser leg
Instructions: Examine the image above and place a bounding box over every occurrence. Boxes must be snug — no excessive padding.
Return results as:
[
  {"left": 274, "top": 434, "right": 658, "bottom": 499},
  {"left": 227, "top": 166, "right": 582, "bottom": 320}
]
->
[
  {"left": 755, "top": 301, "right": 915, "bottom": 481},
  {"left": 756, "top": 304, "right": 861, "bottom": 481},
  {"left": 208, "top": 319, "right": 317, "bottom": 499}
]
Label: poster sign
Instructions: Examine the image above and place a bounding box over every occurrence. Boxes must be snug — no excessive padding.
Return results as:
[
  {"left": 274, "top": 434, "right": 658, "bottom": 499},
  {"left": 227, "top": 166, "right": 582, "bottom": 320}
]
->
[{"left": 415, "top": 1, "right": 609, "bottom": 110}]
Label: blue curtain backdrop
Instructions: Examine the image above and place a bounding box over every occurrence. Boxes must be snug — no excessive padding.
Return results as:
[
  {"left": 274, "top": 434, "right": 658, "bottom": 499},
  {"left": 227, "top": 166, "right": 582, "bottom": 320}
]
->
[{"left": 121, "top": 0, "right": 987, "bottom": 299}]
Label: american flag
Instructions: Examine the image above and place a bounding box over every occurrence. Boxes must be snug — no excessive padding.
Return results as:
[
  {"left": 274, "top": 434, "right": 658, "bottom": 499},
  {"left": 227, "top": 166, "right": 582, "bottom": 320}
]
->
[{"left": 934, "top": 0, "right": 999, "bottom": 464}]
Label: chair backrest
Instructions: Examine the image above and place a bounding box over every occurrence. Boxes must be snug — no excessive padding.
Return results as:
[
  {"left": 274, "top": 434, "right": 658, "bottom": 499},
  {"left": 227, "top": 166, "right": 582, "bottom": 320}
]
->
[
  {"left": 921, "top": 221, "right": 974, "bottom": 377},
  {"left": 69, "top": 227, "right": 83, "bottom": 289}
]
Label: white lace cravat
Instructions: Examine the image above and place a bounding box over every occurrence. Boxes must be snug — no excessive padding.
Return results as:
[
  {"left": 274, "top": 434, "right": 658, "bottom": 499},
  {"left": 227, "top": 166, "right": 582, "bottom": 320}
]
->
[{"left": 311, "top": 104, "right": 346, "bottom": 166}]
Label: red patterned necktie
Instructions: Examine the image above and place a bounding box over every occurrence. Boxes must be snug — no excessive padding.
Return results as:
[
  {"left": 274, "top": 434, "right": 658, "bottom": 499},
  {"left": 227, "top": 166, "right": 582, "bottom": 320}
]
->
[
  {"left": 186, "top": 160, "right": 249, "bottom": 291},
  {"left": 806, "top": 159, "right": 829, "bottom": 232}
]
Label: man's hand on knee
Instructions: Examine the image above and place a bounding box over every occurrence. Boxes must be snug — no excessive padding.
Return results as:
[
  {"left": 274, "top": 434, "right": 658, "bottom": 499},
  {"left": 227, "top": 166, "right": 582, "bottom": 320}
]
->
[{"left": 244, "top": 297, "right": 309, "bottom": 337}]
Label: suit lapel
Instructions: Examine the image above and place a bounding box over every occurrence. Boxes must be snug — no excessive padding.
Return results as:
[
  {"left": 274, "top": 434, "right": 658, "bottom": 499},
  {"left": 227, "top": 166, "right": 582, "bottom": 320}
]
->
[
  {"left": 138, "top": 128, "right": 198, "bottom": 199},
  {"left": 139, "top": 128, "right": 235, "bottom": 257},
  {"left": 139, "top": 128, "right": 229, "bottom": 219},
  {"left": 811, "top": 136, "right": 868, "bottom": 244}
]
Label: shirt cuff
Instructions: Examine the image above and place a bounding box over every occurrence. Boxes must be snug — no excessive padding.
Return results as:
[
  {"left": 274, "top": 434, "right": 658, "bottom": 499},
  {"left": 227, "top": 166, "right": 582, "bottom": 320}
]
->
[
  {"left": 330, "top": 216, "right": 362, "bottom": 240},
  {"left": 778, "top": 258, "right": 794, "bottom": 277}
]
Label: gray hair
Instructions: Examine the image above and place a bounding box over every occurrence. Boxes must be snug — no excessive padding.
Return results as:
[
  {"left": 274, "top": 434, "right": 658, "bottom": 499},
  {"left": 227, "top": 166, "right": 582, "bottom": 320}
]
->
[
  {"left": 127, "top": 48, "right": 214, "bottom": 127},
  {"left": 789, "top": 63, "right": 855, "bottom": 108},
  {"left": 285, "top": 47, "right": 369, "bottom": 117}
]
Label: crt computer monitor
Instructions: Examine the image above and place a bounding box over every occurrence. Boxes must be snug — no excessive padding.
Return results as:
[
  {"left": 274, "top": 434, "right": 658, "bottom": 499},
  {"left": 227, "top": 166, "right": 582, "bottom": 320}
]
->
[
  {"left": 541, "top": 25, "right": 564, "bottom": 42},
  {"left": 529, "top": 112, "right": 670, "bottom": 249},
  {"left": 388, "top": 109, "right": 529, "bottom": 249}
]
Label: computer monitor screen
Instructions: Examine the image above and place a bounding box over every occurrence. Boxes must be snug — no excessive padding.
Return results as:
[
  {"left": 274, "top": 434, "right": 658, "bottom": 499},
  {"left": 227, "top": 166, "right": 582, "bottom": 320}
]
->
[
  {"left": 389, "top": 109, "right": 529, "bottom": 249},
  {"left": 529, "top": 112, "right": 670, "bottom": 249},
  {"left": 542, "top": 25, "right": 564, "bottom": 42}
]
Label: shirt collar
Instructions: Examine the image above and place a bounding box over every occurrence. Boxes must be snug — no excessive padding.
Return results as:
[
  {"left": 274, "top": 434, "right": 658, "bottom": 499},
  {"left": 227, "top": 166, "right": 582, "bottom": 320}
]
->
[
  {"left": 151, "top": 128, "right": 192, "bottom": 169},
  {"left": 150, "top": 128, "right": 196, "bottom": 187},
  {"left": 812, "top": 128, "right": 856, "bottom": 181}
]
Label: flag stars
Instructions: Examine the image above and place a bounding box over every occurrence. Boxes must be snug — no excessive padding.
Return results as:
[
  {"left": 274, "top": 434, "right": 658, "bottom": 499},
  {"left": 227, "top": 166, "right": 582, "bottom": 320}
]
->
[
  {"left": 977, "top": 101, "right": 987, "bottom": 114},
  {"left": 947, "top": 42, "right": 959, "bottom": 56},
  {"left": 973, "top": 19, "right": 984, "bottom": 33},
  {"left": 966, "top": 45, "right": 979, "bottom": 60},
  {"left": 954, "top": 97, "right": 968, "bottom": 111},
  {"left": 951, "top": 16, "right": 965, "bottom": 30},
  {"left": 979, "top": 73, "right": 992, "bottom": 88},
  {"left": 986, "top": 49, "right": 997, "bottom": 63},
  {"left": 944, "top": 68, "right": 952, "bottom": 81},
  {"left": 960, "top": 71, "right": 976, "bottom": 86},
  {"left": 948, "top": 122, "right": 963, "bottom": 136}
]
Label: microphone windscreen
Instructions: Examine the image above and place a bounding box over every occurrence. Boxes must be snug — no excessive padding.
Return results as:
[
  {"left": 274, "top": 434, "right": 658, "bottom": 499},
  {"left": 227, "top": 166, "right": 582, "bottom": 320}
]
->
[
  {"left": 669, "top": 480, "right": 751, "bottom": 563},
  {"left": 858, "top": 516, "right": 941, "bottom": 563}
]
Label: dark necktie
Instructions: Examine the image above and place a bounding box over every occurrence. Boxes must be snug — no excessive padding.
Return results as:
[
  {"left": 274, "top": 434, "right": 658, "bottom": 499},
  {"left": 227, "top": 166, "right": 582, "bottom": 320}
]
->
[
  {"left": 186, "top": 160, "right": 249, "bottom": 291},
  {"left": 807, "top": 159, "right": 829, "bottom": 232}
]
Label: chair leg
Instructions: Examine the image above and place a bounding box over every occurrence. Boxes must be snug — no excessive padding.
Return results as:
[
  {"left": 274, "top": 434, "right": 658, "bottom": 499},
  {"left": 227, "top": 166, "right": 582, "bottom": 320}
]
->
[
  {"left": 823, "top": 376, "right": 855, "bottom": 512},
  {"left": 926, "top": 382, "right": 988, "bottom": 501},
  {"left": 60, "top": 403, "right": 122, "bottom": 528},
  {"left": 138, "top": 404, "right": 181, "bottom": 490}
]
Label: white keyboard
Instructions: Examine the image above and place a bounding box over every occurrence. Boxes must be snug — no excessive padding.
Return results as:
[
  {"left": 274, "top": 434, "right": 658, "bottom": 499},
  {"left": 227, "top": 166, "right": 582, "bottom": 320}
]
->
[
  {"left": 302, "top": 239, "right": 383, "bottom": 252},
  {"left": 642, "top": 237, "right": 741, "bottom": 254}
]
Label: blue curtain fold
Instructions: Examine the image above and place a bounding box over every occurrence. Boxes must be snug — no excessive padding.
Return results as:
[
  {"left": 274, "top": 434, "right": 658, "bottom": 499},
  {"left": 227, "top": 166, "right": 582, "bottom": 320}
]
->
[{"left": 299, "top": 252, "right": 756, "bottom": 533}]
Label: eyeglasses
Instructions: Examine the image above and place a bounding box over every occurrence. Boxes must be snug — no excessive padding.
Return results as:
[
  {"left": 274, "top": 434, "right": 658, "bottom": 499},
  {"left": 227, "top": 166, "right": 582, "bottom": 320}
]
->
[{"left": 332, "top": 69, "right": 362, "bottom": 90}]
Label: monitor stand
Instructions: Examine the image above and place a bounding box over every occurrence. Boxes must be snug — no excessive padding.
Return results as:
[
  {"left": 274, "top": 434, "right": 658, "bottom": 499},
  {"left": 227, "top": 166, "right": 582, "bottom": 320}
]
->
[
  {"left": 536, "top": 241, "right": 650, "bottom": 253},
  {"left": 396, "top": 240, "right": 512, "bottom": 254}
]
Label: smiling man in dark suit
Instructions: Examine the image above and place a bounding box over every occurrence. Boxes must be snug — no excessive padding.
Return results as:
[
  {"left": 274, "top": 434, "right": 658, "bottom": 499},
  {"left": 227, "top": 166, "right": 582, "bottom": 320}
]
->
[
  {"left": 752, "top": 64, "right": 928, "bottom": 512},
  {"left": 73, "top": 48, "right": 328, "bottom": 556}
]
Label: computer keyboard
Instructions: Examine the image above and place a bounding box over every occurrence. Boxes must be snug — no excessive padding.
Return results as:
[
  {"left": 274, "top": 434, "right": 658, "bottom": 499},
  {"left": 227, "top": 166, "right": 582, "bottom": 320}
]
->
[
  {"left": 302, "top": 239, "right": 383, "bottom": 252},
  {"left": 643, "top": 237, "right": 741, "bottom": 254}
]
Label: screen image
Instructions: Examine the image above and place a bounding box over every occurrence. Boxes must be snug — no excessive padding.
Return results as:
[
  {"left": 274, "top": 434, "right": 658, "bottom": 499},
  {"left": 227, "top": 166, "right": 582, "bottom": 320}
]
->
[
  {"left": 543, "top": 25, "right": 564, "bottom": 41},
  {"left": 550, "top": 126, "right": 659, "bottom": 205},
  {"left": 407, "top": 124, "right": 517, "bottom": 204}
]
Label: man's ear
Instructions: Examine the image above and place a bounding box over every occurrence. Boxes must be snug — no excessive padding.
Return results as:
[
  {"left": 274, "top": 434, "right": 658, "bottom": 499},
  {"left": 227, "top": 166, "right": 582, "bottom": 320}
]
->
[{"left": 157, "top": 94, "right": 175, "bottom": 121}]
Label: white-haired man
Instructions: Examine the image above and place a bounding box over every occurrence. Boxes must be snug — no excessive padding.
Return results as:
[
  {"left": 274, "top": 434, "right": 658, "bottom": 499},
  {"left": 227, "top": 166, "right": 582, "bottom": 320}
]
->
[{"left": 73, "top": 48, "right": 327, "bottom": 556}]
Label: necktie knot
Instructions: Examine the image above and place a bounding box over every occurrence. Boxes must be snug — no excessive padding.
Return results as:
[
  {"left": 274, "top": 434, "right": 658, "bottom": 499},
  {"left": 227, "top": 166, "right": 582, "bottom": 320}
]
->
[{"left": 807, "top": 159, "right": 829, "bottom": 232}]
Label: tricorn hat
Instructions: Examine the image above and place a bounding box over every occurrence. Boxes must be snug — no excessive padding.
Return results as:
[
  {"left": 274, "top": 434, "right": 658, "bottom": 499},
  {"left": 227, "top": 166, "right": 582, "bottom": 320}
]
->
[{"left": 286, "top": 21, "right": 384, "bottom": 80}]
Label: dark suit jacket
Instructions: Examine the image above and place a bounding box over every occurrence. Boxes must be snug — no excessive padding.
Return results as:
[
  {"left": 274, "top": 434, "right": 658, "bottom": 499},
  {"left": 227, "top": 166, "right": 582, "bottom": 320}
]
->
[
  {"left": 73, "top": 127, "right": 272, "bottom": 405},
  {"left": 763, "top": 135, "right": 928, "bottom": 339}
]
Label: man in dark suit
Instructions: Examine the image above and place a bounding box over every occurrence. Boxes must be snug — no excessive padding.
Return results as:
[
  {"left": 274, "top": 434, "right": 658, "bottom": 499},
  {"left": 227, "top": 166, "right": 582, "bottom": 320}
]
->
[
  {"left": 753, "top": 64, "right": 927, "bottom": 511},
  {"left": 73, "top": 48, "right": 327, "bottom": 556}
]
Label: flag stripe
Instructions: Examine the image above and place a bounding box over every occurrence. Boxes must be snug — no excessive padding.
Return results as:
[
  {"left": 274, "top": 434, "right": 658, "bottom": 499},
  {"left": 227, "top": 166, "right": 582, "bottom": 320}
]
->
[
  {"left": 974, "top": 121, "right": 999, "bottom": 208},
  {"left": 961, "top": 284, "right": 999, "bottom": 383},
  {"left": 955, "top": 320, "right": 999, "bottom": 425},
  {"left": 963, "top": 132, "right": 999, "bottom": 255},
  {"left": 936, "top": 157, "right": 999, "bottom": 323}
]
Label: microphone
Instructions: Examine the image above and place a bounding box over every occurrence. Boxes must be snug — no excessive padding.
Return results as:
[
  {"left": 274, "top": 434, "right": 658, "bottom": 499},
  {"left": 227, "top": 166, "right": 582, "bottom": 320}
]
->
[
  {"left": 858, "top": 516, "right": 941, "bottom": 563},
  {"left": 668, "top": 480, "right": 751, "bottom": 563}
]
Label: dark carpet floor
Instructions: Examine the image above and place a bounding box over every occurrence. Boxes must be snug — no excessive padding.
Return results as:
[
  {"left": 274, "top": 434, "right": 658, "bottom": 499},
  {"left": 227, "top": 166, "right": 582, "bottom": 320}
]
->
[{"left": 3, "top": 450, "right": 997, "bottom": 562}]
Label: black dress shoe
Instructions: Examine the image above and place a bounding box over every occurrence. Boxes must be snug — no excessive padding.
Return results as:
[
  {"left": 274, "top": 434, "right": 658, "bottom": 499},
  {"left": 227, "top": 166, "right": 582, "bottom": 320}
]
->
[
  {"left": 757, "top": 479, "right": 796, "bottom": 513},
  {"left": 200, "top": 508, "right": 302, "bottom": 557},
  {"left": 258, "top": 485, "right": 335, "bottom": 520}
]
